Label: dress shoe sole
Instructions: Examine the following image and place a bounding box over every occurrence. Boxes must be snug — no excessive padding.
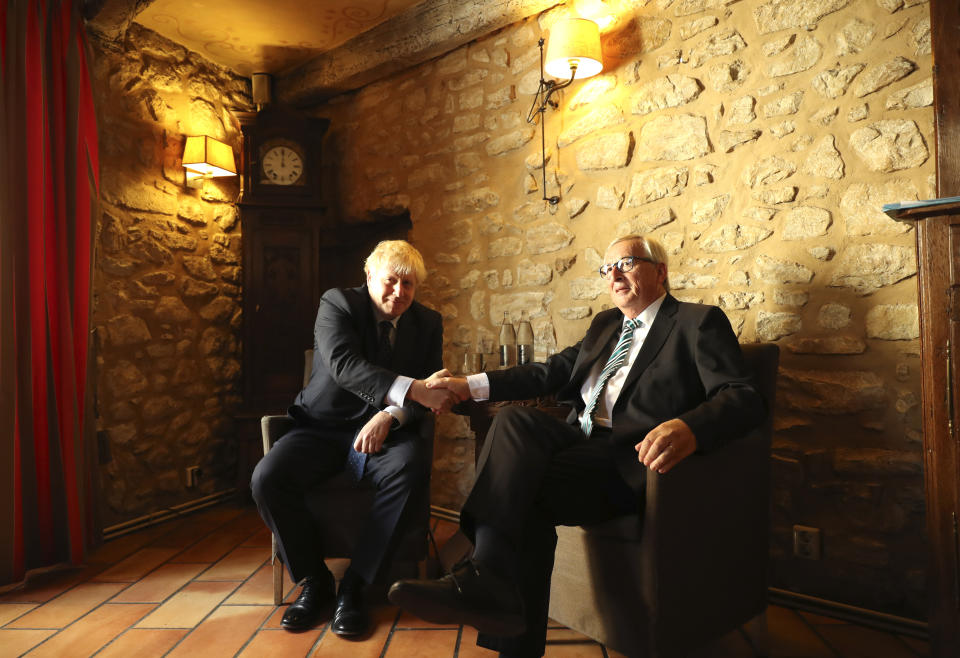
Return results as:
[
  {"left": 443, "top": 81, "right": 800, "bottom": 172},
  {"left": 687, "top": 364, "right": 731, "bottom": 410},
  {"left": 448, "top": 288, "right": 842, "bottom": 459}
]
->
[{"left": 388, "top": 582, "right": 525, "bottom": 637}]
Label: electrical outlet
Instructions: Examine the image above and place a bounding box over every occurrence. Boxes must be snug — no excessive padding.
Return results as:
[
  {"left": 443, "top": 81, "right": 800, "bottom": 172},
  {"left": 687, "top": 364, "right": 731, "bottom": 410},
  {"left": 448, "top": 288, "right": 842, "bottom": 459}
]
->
[
  {"left": 793, "top": 524, "right": 821, "bottom": 560},
  {"left": 186, "top": 466, "right": 201, "bottom": 488}
]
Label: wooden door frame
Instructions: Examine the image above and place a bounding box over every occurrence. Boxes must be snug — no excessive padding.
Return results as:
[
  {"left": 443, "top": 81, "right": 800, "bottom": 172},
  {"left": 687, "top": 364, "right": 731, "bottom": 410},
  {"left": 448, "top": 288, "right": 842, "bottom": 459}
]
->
[{"left": 921, "top": 1, "right": 959, "bottom": 655}]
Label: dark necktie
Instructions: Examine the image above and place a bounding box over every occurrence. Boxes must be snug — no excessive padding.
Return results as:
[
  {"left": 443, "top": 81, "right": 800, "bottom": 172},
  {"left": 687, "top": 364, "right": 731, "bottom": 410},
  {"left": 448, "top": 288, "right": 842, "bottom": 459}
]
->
[
  {"left": 376, "top": 320, "right": 393, "bottom": 367},
  {"left": 580, "top": 317, "right": 642, "bottom": 437}
]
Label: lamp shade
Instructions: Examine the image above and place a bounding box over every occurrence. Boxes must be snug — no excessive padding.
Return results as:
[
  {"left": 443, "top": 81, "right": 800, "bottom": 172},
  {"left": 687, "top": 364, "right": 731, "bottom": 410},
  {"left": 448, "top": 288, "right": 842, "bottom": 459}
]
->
[
  {"left": 544, "top": 18, "right": 603, "bottom": 80},
  {"left": 182, "top": 135, "right": 237, "bottom": 177}
]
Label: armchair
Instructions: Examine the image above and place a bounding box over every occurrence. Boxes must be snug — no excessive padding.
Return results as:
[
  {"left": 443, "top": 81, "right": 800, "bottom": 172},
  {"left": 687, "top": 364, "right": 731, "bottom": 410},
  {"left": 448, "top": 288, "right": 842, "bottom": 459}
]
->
[
  {"left": 547, "top": 342, "right": 779, "bottom": 657},
  {"left": 261, "top": 350, "right": 434, "bottom": 605}
]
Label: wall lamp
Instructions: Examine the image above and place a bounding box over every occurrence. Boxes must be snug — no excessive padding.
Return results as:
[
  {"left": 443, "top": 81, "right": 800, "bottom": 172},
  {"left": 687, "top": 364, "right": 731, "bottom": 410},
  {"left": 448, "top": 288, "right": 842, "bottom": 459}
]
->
[
  {"left": 526, "top": 17, "right": 603, "bottom": 206},
  {"left": 182, "top": 135, "right": 237, "bottom": 189}
]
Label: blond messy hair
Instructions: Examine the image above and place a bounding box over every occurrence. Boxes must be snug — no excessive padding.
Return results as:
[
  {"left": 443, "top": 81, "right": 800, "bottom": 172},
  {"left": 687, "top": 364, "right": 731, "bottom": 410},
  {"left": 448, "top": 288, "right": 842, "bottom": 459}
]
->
[{"left": 364, "top": 240, "right": 427, "bottom": 284}]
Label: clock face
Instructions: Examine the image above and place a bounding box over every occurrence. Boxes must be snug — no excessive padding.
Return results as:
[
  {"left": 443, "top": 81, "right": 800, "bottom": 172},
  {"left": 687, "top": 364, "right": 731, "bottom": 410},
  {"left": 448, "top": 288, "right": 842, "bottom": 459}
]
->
[{"left": 261, "top": 144, "right": 304, "bottom": 185}]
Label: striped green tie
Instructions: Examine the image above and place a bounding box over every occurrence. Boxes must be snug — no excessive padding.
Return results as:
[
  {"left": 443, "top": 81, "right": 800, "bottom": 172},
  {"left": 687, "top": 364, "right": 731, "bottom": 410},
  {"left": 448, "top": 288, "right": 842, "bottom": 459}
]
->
[{"left": 580, "top": 317, "right": 642, "bottom": 437}]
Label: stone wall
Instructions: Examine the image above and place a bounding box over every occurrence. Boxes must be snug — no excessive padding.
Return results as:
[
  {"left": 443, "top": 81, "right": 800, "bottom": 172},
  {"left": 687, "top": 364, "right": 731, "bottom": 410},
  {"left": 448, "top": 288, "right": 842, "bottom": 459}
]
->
[
  {"left": 311, "top": 0, "right": 933, "bottom": 618},
  {"left": 88, "top": 24, "right": 251, "bottom": 527}
]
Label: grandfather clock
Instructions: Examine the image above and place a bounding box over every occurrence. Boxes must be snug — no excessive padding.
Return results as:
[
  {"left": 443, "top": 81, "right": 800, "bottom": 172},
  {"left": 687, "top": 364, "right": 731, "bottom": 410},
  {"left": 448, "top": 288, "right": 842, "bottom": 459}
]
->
[
  {"left": 237, "top": 106, "right": 329, "bottom": 412},
  {"left": 234, "top": 107, "right": 329, "bottom": 489}
]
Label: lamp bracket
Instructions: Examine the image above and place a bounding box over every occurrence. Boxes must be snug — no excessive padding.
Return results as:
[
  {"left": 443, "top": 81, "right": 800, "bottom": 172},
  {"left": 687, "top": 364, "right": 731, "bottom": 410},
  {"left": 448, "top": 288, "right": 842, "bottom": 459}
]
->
[{"left": 526, "top": 37, "right": 577, "bottom": 206}]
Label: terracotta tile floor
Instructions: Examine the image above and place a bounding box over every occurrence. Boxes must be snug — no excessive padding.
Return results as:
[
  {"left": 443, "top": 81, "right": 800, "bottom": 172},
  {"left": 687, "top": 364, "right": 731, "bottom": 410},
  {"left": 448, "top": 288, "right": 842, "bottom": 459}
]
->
[{"left": 0, "top": 502, "right": 929, "bottom": 657}]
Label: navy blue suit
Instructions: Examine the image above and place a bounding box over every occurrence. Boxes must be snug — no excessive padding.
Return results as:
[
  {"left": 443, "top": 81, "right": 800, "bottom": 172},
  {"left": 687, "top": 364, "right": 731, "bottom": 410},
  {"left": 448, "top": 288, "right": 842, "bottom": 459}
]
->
[{"left": 251, "top": 285, "right": 442, "bottom": 585}]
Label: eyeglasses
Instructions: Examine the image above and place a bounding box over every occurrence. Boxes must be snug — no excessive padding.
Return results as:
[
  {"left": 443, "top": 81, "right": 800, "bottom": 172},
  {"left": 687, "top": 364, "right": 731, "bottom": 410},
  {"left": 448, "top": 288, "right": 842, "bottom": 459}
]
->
[{"left": 598, "top": 256, "right": 656, "bottom": 279}]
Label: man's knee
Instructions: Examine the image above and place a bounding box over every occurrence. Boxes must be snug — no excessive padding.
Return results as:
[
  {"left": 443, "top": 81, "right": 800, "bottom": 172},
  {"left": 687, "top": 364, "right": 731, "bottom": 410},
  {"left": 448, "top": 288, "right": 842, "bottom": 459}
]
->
[
  {"left": 376, "top": 438, "right": 431, "bottom": 488},
  {"left": 494, "top": 405, "right": 540, "bottom": 428},
  {"left": 250, "top": 454, "right": 282, "bottom": 505},
  {"left": 487, "top": 405, "right": 543, "bottom": 451}
]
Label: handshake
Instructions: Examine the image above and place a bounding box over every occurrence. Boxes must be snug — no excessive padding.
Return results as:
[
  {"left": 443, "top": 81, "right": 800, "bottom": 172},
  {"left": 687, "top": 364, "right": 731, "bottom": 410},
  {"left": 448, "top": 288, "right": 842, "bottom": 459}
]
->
[{"left": 408, "top": 369, "right": 471, "bottom": 414}]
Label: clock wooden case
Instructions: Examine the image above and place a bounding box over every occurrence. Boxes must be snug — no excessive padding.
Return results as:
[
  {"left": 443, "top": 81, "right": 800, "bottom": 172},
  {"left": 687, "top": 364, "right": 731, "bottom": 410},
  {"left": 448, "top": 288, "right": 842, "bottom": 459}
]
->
[
  {"left": 237, "top": 107, "right": 330, "bottom": 415},
  {"left": 239, "top": 106, "right": 329, "bottom": 208}
]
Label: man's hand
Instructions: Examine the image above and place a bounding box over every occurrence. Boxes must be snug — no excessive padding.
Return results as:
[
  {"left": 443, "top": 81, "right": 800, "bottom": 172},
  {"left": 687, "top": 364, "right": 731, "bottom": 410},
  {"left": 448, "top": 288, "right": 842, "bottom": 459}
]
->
[
  {"left": 354, "top": 411, "right": 394, "bottom": 454},
  {"left": 408, "top": 374, "right": 459, "bottom": 413},
  {"left": 425, "top": 374, "right": 471, "bottom": 402},
  {"left": 425, "top": 369, "right": 452, "bottom": 385},
  {"left": 635, "top": 418, "right": 696, "bottom": 474}
]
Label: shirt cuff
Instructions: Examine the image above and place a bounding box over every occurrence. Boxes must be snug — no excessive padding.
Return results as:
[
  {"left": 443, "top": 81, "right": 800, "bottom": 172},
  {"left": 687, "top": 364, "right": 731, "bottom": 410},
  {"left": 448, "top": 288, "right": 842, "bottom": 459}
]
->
[
  {"left": 383, "top": 405, "right": 408, "bottom": 428},
  {"left": 386, "top": 375, "right": 413, "bottom": 408},
  {"left": 467, "top": 373, "right": 490, "bottom": 401}
]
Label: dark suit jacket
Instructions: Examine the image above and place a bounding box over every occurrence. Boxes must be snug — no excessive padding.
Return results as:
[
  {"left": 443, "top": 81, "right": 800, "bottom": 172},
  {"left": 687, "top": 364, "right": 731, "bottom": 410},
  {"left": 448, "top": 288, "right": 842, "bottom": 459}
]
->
[
  {"left": 486, "top": 294, "right": 765, "bottom": 490},
  {"left": 291, "top": 285, "right": 443, "bottom": 431}
]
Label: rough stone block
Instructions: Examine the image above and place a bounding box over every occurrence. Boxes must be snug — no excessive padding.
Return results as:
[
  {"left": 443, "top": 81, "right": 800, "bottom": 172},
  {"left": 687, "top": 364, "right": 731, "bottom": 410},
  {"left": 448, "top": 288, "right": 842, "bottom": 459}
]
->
[
  {"left": 559, "top": 105, "right": 625, "bottom": 147},
  {"left": 700, "top": 224, "right": 773, "bottom": 252},
  {"left": 853, "top": 56, "right": 917, "bottom": 98},
  {"left": 767, "top": 34, "right": 823, "bottom": 78},
  {"left": 688, "top": 29, "right": 747, "bottom": 67},
  {"left": 753, "top": 0, "right": 850, "bottom": 35},
  {"left": 780, "top": 368, "right": 886, "bottom": 414},
  {"left": 849, "top": 120, "right": 928, "bottom": 172},
  {"left": 637, "top": 114, "right": 710, "bottom": 161},
  {"left": 866, "top": 304, "right": 920, "bottom": 340},
  {"left": 630, "top": 75, "right": 702, "bottom": 116},
  {"left": 754, "top": 254, "right": 814, "bottom": 284},
  {"left": 829, "top": 243, "right": 917, "bottom": 294},
  {"left": 575, "top": 132, "right": 633, "bottom": 170},
  {"left": 783, "top": 206, "right": 832, "bottom": 240},
  {"left": 742, "top": 155, "right": 796, "bottom": 188},
  {"left": 525, "top": 223, "right": 574, "bottom": 255},
  {"left": 840, "top": 179, "right": 917, "bottom": 236},
  {"left": 626, "top": 166, "right": 688, "bottom": 207},
  {"left": 757, "top": 310, "right": 802, "bottom": 341}
]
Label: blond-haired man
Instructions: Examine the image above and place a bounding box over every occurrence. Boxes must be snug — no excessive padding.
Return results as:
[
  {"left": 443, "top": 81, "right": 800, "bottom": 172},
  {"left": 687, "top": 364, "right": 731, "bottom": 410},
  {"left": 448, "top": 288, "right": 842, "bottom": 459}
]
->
[
  {"left": 252, "top": 240, "right": 454, "bottom": 635},
  {"left": 390, "top": 235, "right": 766, "bottom": 657}
]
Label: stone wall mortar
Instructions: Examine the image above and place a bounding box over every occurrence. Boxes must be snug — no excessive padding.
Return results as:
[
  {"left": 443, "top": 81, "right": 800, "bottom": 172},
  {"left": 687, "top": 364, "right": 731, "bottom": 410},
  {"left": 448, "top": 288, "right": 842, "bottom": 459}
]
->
[
  {"left": 89, "top": 23, "right": 250, "bottom": 526},
  {"left": 313, "top": 0, "right": 933, "bottom": 618}
]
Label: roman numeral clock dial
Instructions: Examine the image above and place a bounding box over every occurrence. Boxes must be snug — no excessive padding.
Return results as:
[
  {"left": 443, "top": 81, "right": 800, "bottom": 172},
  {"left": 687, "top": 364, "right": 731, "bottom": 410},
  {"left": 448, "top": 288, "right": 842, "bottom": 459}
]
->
[{"left": 261, "top": 144, "right": 303, "bottom": 185}]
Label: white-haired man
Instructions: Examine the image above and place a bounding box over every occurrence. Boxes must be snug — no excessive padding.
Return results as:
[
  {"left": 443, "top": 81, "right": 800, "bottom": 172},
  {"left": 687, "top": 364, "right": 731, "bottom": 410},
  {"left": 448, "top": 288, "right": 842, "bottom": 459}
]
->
[{"left": 389, "top": 235, "right": 766, "bottom": 657}]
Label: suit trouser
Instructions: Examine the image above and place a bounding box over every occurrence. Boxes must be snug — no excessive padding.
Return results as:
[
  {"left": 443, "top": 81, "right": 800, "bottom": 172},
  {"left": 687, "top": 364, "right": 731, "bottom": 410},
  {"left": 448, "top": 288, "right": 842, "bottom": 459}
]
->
[
  {"left": 460, "top": 406, "right": 640, "bottom": 657},
  {"left": 250, "top": 422, "right": 430, "bottom": 585}
]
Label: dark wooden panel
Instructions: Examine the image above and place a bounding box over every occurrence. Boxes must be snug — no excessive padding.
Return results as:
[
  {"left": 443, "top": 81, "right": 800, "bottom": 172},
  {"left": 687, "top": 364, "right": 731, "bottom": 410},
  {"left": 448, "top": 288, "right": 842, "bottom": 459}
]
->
[
  {"left": 241, "top": 207, "right": 320, "bottom": 412},
  {"left": 933, "top": 0, "right": 960, "bottom": 197},
  {"left": 923, "top": 3, "right": 960, "bottom": 655}
]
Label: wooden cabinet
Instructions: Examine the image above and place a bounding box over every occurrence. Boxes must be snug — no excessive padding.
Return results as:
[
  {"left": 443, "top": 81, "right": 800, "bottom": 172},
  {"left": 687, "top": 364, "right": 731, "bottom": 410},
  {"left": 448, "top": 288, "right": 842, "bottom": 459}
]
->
[
  {"left": 903, "top": 201, "right": 960, "bottom": 658},
  {"left": 911, "top": 2, "right": 960, "bottom": 654},
  {"left": 240, "top": 206, "right": 323, "bottom": 412}
]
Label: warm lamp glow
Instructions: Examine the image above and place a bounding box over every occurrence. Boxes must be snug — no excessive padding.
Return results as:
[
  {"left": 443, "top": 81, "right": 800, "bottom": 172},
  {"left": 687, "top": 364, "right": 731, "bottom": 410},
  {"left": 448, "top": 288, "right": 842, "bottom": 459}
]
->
[
  {"left": 573, "top": 0, "right": 616, "bottom": 30},
  {"left": 182, "top": 135, "right": 237, "bottom": 187},
  {"left": 544, "top": 18, "right": 603, "bottom": 80}
]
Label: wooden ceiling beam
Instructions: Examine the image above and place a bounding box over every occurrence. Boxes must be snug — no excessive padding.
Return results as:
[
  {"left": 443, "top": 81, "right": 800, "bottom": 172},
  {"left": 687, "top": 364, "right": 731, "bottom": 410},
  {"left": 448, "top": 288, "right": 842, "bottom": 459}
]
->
[{"left": 276, "top": 0, "right": 561, "bottom": 107}]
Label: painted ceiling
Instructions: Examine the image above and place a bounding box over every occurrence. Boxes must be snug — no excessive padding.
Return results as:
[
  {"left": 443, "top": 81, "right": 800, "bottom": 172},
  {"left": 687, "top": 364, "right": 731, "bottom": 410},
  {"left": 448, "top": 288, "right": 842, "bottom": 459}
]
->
[{"left": 135, "top": 0, "right": 426, "bottom": 76}]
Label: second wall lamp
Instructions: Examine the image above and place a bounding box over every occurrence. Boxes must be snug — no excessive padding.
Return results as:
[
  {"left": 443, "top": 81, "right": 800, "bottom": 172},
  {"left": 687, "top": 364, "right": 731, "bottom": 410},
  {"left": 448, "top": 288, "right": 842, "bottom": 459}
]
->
[{"left": 526, "top": 17, "right": 603, "bottom": 206}]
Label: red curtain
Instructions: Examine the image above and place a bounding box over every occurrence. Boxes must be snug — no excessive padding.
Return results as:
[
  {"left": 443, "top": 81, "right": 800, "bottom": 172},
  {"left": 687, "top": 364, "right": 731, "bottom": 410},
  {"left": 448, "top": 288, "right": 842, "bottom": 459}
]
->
[{"left": 0, "top": 0, "right": 100, "bottom": 586}]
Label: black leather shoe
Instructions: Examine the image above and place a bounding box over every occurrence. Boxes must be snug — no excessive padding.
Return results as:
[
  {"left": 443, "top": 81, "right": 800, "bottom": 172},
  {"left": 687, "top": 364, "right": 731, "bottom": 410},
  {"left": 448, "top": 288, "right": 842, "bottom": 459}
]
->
[
  {"left": 331, "top": 578, "right": 369, "bottom": 636},
  {"left": 388, "top": 559, "right": 525, "bottom": 637},
  {"left": 281, "top": 571, "right": 335, "bottom": 631}
]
